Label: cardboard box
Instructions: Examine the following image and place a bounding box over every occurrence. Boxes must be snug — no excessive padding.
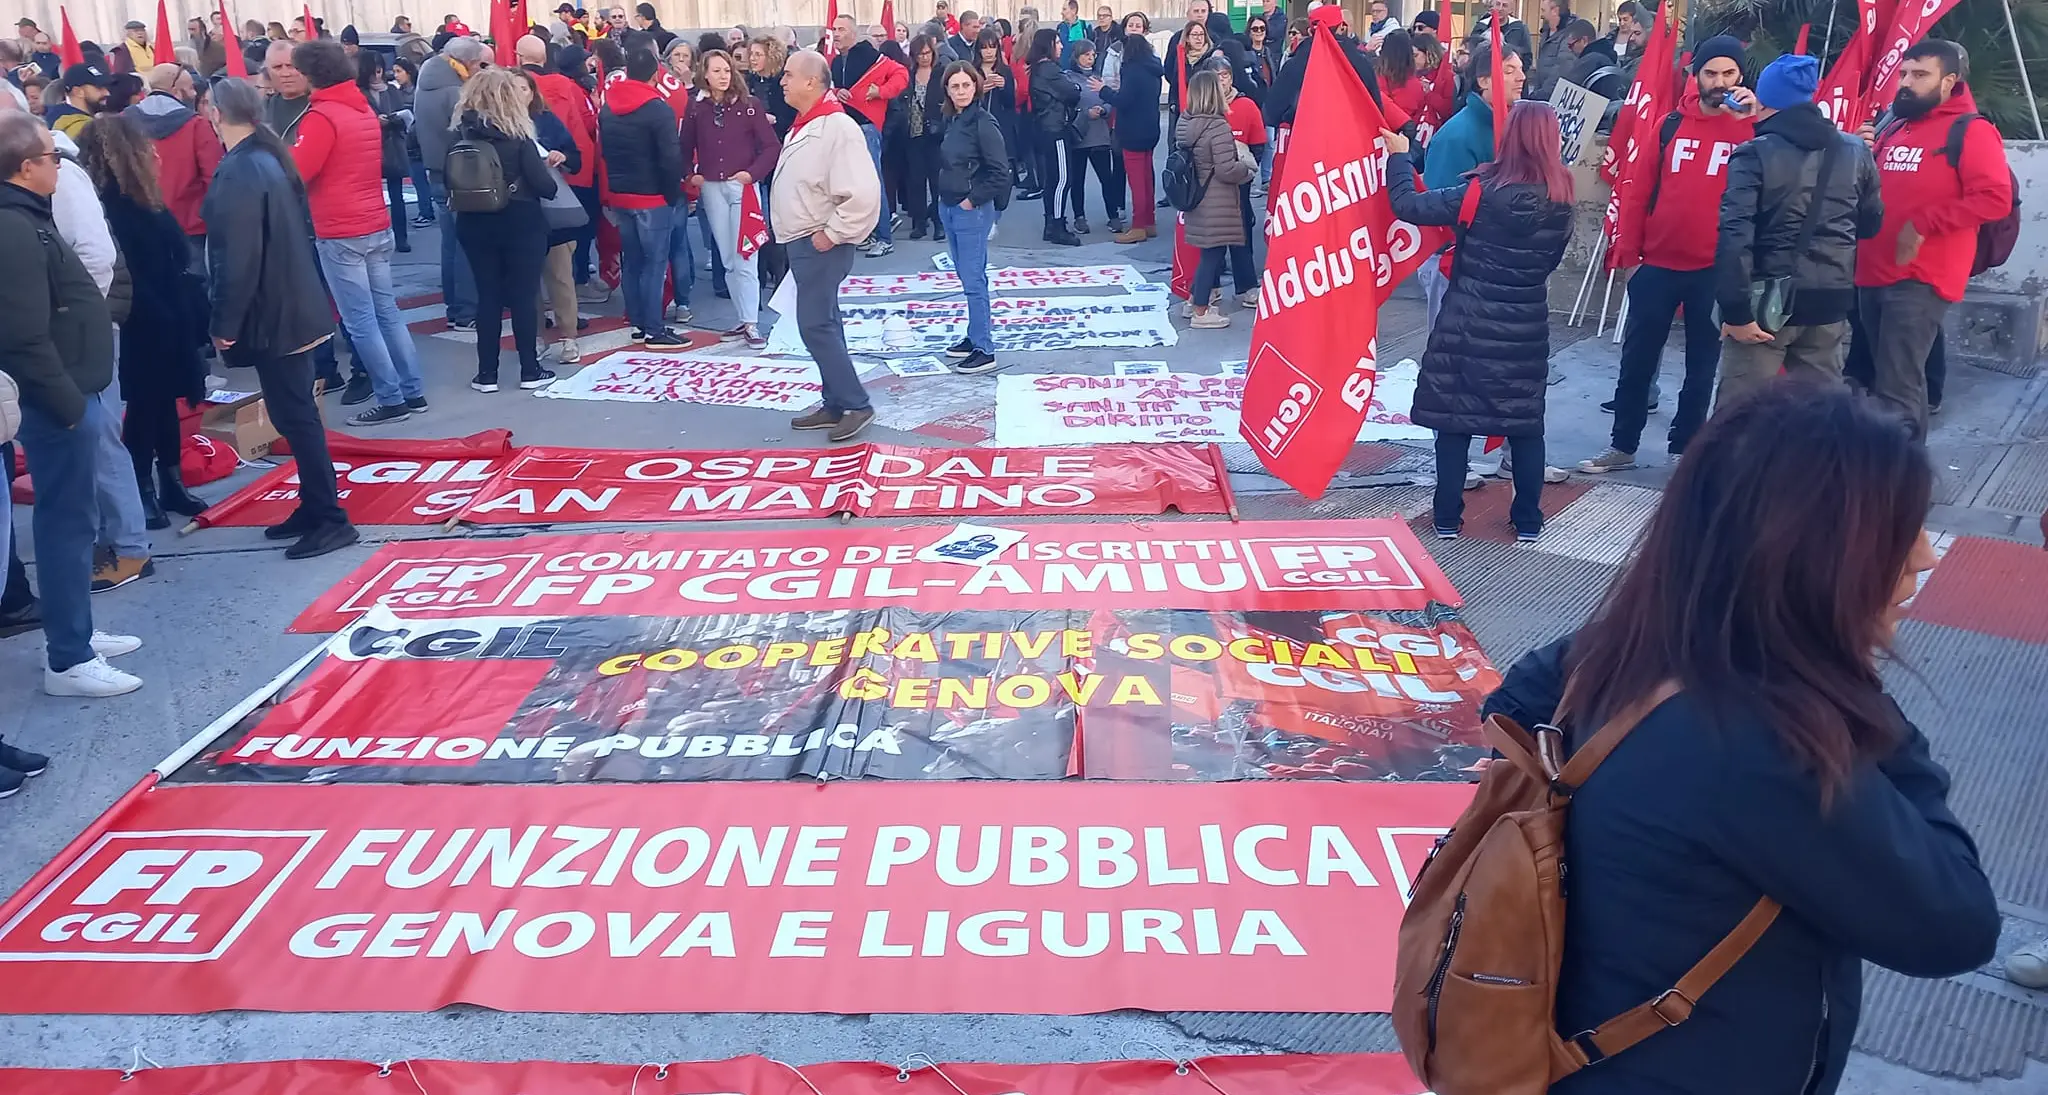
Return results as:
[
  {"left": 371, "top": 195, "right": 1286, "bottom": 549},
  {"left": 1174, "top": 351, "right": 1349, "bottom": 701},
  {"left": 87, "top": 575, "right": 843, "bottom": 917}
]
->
[{"left": 199, "top": 392, "right": 281, "bottom": 460}]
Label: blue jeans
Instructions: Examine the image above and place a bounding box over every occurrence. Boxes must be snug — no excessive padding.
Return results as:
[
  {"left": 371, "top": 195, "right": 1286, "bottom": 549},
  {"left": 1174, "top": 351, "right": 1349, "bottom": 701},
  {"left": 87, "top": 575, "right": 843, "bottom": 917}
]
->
[
  {"left": 863, "top": 125, "right": 892, "bottom": 242},
  {"left": 17, "top": 397, "right": 106, "bottom": 671},
  {"left": 428, "top": 172, "right": 476, "bottom": 323},
  {"left": 667, "top": 199, "right": 697, "bottom": 307},
  {"left": 89, "top": 365, "right": 148, "bottom": 558},
  {"left": 408, "top": 156, "right": 435, "bottom": 222},
  {"left": 314, "top": 230, "right": 425, "bottom": 408},
  {"left": 939, "top": 202, "right": 996, "bottom": 352},
  {"left": 612, "top": 204, "right": 675, "bottom": 334}
]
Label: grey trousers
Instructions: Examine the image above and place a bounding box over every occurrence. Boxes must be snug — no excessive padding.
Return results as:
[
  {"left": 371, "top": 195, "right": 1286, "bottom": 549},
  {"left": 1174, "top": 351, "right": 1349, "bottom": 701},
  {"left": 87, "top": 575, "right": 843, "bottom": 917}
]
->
[
  {"left": 787, "top": 240, "right": 869, "bottom": 414},
  {"left": 1715, "top": 319, "right": 1846, "bottom": 416},
  {"left": 1859, "top": 279, "right": 1948, "bottom": 439}
]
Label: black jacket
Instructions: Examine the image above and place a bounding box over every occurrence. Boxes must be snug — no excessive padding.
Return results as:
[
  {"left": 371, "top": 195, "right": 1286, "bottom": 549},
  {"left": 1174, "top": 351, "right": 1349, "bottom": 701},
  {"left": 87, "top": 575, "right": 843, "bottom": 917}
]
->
[
  {"left": 202, "top": 140, "right": 334, "bottom": 368},
  {"left": 1029, "top": 56, "right": 1079, "bottom": 136},
  {"left": 100, "top": 188, "right": 205, "bottom": 406},
  {"left": 1389, "top": 161, "right": 1571, "bottom": 437},
  {"left": 1715, "top": 102, "right": 1882, "bottom": 327},
  {"left": 598, "top": 82, "right": 683, "bottom": 206},
  {"left": 370, "top": 82, "right": 412, "bottom": 178},
  {"left": 1217, "top": 38, "right": 1266, "bottom": 107},
  {"left": 1264, "top": 33, "right": 1383, "bottom": 127},
  {"left": 1109, "top": 48, "right": 1164, "bottom": 152},
  {"left": 0, "top": 181, "right": 113, "bottom": 426},
  {"left": 747, "top": 71, "right": 796, "bottom": 138},
  {"left": 891, "top": 67, "right": 949, "bottom": 140},
  {"left": 456, "top": 112, "right": 559, "bottom": 208},
  {"left": 934, "top": 101, "right": 1013, "bottom": 210},
  {"left": 830, "top": 40, "right": 882, "bottom": 128},
  {"left": 1485, "top": 638, "right": 1999, "bottom": 1095}
]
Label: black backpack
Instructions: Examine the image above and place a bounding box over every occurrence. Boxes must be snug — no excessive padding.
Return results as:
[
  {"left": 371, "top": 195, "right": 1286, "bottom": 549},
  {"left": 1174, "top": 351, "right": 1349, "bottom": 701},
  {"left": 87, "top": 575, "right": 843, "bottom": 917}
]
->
[
  {"left": 444, "top": 135, "right": 509, "bottom": 213},
  {"left": 1876, "top": 111, "right": 2020, "bottom": 274},
  {"left": 1161, "top": 138, "right": 1204, "bottom": 211}
]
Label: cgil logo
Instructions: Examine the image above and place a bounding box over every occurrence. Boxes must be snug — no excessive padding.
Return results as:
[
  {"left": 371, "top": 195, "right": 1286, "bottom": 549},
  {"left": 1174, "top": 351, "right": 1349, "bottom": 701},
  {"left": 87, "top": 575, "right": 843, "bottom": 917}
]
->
[
  {"left": 1241, "top": 536, "right": 1425, "bottom": 593},
  {"left": 0, "top": 831, "right": 323, "bottom": 962}
]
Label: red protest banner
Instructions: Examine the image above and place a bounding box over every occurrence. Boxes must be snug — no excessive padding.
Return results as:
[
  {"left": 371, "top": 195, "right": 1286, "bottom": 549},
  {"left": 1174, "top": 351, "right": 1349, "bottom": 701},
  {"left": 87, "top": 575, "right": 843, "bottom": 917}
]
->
[
  {"left": 196, "top": 437, "right": 1233, "bottom": 528},
  {"left": 1236, "top": 25, "right": 1448, "bottom": 498},
  {"left": 1817, "top": 0, "right": 1885, "bottom": 127},
  {"left": 1863, "top": 0, "right": 1964, "bottom": 126},
  {"left": 0, "top": 1054, "right": 1429, "bottom": 1095},
  {"left": 737, "top": 184, "right": 768, "bottom": 258},
  {"left": 289, "top": 520, "right": 1464, "bottom": 632},
  {"left": 57, "top": 7, "right": 83, "bottom": 67},
  {"left": 0, "top": 780, "right": 1472, "bottom": 1015},
  {"left": 1598, "top": 6, "right": 1677, "bottom": 270}
]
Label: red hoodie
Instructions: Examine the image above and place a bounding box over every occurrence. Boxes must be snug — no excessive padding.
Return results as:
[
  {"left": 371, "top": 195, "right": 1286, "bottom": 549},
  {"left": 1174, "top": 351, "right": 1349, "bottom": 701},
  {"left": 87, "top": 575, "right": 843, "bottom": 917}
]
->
[
  {"left": 1639, "top": 89, "right": 1755, "bottom": 272},
  {"left": 845, "top": 54, "right": 907, "bottom": 128},
  {"left": 1856, "top": 87, "right": 2014, "bottom": 302},
  {"left": 291, "top": 82, "right": 392, "bottom": 240},
  {"left": 532, "top": 69, "right": 598, "bottom": 187}
]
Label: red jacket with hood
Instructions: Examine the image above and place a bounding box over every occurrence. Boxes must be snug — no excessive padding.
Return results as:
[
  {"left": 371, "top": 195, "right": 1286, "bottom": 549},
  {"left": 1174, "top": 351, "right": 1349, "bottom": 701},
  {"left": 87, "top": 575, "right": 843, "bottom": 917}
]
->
[
  {"left": 1856, "top": 86, "right": 2014, "bottom": 302},
  {"left": 291, "top": 82, "right": 394, "bottom": 239},
  {"left": 532, "top": 68, "right": 598, "bottom": 187},
  {"left": 126, "top": 90, "right": 224, "bottom": 236},
  {"left": 845, "top": 55, "right": 907, "bottom": 128},
  {"left": 1640, "top": 88, "right": 1756, "bottom": 272}
]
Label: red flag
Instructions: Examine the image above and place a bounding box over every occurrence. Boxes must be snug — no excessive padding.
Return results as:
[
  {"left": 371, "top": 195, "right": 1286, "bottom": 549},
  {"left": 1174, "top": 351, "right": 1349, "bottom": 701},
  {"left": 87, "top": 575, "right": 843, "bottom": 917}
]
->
[
  {"left": 1863, "top": 0, "right": 1964, "bottom": 126},
  {"left": 154, "top": 0, "right": 177, "bottom": 65},
  {"left": 822, "top": 0, "right": 841, "bottom": 57},
  {"left": 302, "top": 4, "right": 316, "bottom": 39},
  {"left": 737, "top": 185, "right": 769, "bottom": 259},
  {"left": 491, "top": 0, "right": 517, "bottom": 66},
  {"left": 880, "top": 0, "right": 898, "bottom": 40},
  {"left": 1488, "top": 18, "right": 1506, "bottom": 155},
  {"left": 1598, "top": 5, "right": 1676, "bottom": 270},
  {"left": 219, "top": 0, "right": 248, "bottom": 76},
  {"left": 57, "top": 7, "right": 84, "bottom": 66},
  {"left": 1794, "top": 23, "right": 1810, "bottom": 54},
  {"left": 1237, "top": 24, "right": 1452, "bottom": 498}
]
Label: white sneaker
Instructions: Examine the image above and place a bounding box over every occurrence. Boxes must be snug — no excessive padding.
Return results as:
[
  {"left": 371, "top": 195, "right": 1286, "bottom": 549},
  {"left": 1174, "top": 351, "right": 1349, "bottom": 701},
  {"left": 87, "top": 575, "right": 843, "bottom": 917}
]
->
[
  {"left": 2008, "top": 940, "right": 2048, "bottom": 989},
  {"left": 90, "top": 631, "right": 142, "bottom": 658},
  {"left": 45, "top": 656, "right": 143, "bottom": 698},
  {"left": 551, "top": 339, "right": 582, "bottom": 365},
  {"left": 1239, "top": 289, "right": 1260, "bottom": 309},
  {"left": 576, "top": 283, "right": 611, "bottom": 304}
]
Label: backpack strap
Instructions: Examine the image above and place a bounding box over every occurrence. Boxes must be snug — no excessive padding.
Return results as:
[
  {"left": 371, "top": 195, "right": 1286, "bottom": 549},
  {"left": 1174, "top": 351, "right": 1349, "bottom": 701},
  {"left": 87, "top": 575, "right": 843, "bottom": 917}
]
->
[
  {"left": 1943, "top": 111, "right": 1979, "bottom": 168},
  {"left": 1541, "top": 679, "right": 1680, "bottom": 792},
  {"left": 1566, "top": 897, "right": 1782, "bottom": 1066}
]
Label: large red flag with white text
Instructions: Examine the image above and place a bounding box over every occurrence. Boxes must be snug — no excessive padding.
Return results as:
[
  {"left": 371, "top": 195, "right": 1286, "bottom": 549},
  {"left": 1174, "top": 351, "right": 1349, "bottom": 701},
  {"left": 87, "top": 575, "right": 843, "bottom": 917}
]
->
[
  {"left": 1237, "top": 25, "right": 1448, "bottom": 498},
  {"left": 1598, "top": 6, "right": 1676, "bottom": 270},
  {"left": 1817, "top": 0, "right": 1885, "bottom": 127},
  {"left": 1863, "top": 0, "right": 1963, "bottom": 126}
]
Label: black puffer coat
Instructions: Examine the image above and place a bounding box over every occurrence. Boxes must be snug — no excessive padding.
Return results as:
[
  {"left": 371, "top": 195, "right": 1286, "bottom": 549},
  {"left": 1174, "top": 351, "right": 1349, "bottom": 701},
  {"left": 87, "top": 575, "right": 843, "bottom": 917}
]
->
[{"left": 1388, "top": 156, "right": 1571, "bottom": 437}]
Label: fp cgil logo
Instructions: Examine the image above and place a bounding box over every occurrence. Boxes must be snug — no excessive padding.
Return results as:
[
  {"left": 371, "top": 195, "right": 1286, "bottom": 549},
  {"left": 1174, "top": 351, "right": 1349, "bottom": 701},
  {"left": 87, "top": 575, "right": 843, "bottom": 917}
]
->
[{"left": 0, "top": 830, "right": 322, "bottom": 962}]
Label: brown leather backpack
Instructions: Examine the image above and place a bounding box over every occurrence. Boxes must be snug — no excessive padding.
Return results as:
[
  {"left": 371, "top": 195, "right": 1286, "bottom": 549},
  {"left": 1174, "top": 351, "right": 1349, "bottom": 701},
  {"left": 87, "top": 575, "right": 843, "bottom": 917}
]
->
[{"left": 1391, "top": 685, "right": 1781, "bottom": 1094}]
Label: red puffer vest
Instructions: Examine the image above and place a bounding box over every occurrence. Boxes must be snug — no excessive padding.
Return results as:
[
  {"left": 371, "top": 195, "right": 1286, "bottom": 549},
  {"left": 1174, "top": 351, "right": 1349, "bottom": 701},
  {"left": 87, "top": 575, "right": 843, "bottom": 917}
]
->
[{"left": 290, "top": 82, "right": 393, "bottom": 239}]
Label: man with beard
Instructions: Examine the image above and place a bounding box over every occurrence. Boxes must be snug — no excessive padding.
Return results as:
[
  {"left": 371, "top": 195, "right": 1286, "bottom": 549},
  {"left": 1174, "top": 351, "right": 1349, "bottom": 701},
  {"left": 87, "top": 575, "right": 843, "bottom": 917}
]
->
[
  {"left": 47, "top": 62, "right": 110, "bottom": 138},
  {"left": 1854, "top": 40, "right": 2011, "bottom": 439}
]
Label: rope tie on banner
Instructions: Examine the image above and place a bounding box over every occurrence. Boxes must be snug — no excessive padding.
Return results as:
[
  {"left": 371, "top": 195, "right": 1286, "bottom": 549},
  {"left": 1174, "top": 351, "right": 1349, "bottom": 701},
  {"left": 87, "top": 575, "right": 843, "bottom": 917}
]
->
[
  {"left": 627, "top": 1062, "right": 672, "bottom": 1095},
  {"left": 896, "top": 1053, "right": 972, "bottom": 1095},
  {"left": 1117, "top": 1040, "right": 1232, "bottom": 1094},
  {"left": 374, "top": 1059, "right": 431, "bottom": 1094},
  {"left": 769, "top": 1058, "right": 829, "bottom": 1095},
  {"left": 118, "top": 1046, "right": 164, "bottom": 1081}
]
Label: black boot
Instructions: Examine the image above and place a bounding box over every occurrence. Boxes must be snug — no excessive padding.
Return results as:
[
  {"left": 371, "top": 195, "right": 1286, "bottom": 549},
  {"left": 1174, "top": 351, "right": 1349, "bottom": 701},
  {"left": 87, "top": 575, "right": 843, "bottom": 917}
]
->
[
  {"left": 138, "top": 476, "right": 169, "bottom": 531},
  {"left": 156, "top": 461, "right": 209, "bottom": 519},
  {"left": 1043, "top": 218, "right": 1080, "bottom": 246}
]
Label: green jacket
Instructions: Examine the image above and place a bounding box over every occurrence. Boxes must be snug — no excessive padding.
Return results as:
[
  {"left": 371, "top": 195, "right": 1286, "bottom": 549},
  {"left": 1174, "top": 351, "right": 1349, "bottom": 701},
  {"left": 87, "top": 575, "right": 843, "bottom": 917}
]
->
[{"left": 0, "top": 182, "right": 113, "bottom": 427}]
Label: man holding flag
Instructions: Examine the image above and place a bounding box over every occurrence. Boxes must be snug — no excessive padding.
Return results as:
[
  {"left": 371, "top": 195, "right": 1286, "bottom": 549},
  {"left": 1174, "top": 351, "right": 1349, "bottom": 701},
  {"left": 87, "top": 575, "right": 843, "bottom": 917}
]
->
[{"left": 1581, "top": 36, "right": 1757, "bottom": 474}]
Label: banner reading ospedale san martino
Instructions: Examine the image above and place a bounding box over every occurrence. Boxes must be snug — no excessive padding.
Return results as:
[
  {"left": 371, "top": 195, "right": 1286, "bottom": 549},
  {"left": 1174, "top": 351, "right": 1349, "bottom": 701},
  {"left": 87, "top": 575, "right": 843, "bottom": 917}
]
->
[{"left": 0, "top": 779, "right": 1470, "bottom": 1015}]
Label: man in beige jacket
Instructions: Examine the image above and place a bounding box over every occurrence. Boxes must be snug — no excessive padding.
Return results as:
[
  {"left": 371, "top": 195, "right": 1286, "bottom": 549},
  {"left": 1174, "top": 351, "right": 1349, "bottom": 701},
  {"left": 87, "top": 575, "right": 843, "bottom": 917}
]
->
[{"left": 773, "top": 50, "right": 882, "bottom": 443}]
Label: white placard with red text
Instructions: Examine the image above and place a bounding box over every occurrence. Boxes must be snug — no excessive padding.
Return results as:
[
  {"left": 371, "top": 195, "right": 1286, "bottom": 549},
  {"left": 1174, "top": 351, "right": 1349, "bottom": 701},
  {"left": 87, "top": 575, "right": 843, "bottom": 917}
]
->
[{"left": 994, "top": 363, "right": 1432, "bottom": 447}]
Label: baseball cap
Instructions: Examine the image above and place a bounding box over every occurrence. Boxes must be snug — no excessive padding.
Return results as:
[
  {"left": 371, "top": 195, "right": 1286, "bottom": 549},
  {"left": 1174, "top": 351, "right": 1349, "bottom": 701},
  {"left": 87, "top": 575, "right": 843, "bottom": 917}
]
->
[
  {"left": 556, "top": 3, "right": 576, "bottom": 12},
  {"left": 16, "top": 18, "right": 38, "bottom": 28},
  {"left": 62, "top": 62, "right": 112, "bottom": 88}
]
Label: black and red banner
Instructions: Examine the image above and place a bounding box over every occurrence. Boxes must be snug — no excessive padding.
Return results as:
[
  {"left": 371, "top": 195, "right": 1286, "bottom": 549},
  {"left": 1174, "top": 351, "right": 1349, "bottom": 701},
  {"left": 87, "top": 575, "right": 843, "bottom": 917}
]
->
[
  {"left": 174, "top": 602, "right": 1497, "bottom": 785},
  {"left": 290, "top": 520, "right": 1462, "bottom": 632},
  {"left": 0, "top": 1054, "right": 1428, "bottom": 1094},
  {"left": 196, "top": 435, "right": 1234, "bottom": 527},
  {"left": 0, "top": 780, "right": 1469, "bottom": 1014}
]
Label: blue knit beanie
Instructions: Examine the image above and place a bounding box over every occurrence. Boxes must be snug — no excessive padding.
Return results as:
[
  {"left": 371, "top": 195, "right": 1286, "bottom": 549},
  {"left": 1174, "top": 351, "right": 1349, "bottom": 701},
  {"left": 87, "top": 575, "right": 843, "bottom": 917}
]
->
[{"left": 1756, "top": 53, "right": 1819, "bottom": 109}]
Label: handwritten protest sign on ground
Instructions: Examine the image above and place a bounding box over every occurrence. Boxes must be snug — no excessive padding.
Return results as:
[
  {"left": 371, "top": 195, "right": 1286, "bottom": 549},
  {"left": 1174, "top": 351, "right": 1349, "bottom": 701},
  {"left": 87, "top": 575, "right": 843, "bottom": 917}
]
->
[
  {"left": 537, "top": 351, "right": 825, "bottom": 408},
  {"left": 994, "top": 360, "right": 1432, "bottom": 446},
  {"left": 766, "top": 294, "right": 1178, "bottom": 357},
  {"left": 837, "top": 265, "right": 1149, "bottom": 298}
]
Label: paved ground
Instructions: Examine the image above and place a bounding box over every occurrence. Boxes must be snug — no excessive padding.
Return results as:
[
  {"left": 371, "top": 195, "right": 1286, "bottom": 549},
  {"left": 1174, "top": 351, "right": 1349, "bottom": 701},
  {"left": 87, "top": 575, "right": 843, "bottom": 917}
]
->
[{"left": 2, "top": 198, "right": 2045, "bottom": 1092}]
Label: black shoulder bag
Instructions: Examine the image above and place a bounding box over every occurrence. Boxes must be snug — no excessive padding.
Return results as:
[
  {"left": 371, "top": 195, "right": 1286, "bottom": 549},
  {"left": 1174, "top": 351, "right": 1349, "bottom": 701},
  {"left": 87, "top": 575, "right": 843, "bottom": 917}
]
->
[{"left": 1748, "top": 136, "right": 1840, "bottom": 334}]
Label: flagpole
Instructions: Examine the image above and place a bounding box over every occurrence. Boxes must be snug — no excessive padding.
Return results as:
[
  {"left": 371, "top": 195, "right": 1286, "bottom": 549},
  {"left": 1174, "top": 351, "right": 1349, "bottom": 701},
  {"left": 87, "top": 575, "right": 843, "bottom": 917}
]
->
[
  {"left": 2001, "top": 0, "right": 2046, "bottom": 139},
  {"left": 1821, "top": 0, "right": 1837, "bottom": 59}
]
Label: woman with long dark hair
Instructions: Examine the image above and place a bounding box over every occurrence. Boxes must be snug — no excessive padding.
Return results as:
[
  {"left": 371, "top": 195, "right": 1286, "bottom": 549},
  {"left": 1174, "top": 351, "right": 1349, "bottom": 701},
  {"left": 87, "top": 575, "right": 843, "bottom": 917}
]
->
[
  {"left": 1385, "top": 100, "right": 1573, "bottom": 540},
  {"left": 360, "top": 52, "right": 414, "bottom": 252},
  {"left": 934, "top": 61, "right": 1011, "bottom": 376},
  {"left": 450, "top": 68, "right": 558, "bottom": 392},
  {"left": 681, "top": 49, "right": 778, "bottom": 349},
  {"left": 1025, "top": 27, "right": 1080, "bottom": 245},
  {"left": 1480, "top": 381, "right": 1995, "bottom": 1095},
  {"left": 895, "top": 33, "right": 949, "bottom": 240},
  {"left": 1376, "top": 28, "right": 1426, "bottom": 125},
  {"left": 393, "top": 58, "right": 436, "bottom": 229},
  {"left": 1108, "top": 26, "right": 1162, "bottom": 242},
  {"left": 970, "top": 29, "right": 1018, "bottom": 195},
  {"left": 77, "top": 113, "right": 207, "bottom": 532}
]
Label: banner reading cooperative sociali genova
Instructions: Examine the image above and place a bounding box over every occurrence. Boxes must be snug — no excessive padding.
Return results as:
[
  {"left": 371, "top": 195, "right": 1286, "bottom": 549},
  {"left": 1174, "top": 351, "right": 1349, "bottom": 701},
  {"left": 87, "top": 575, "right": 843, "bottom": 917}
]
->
[
  {"left": 198, "top": 439, "right": 1232, "bottom": 528},
  {"left": 1238, "top": 25, "right": 1449, "bottom": 498},
  {"left": 0, "top": 779, "right": 1472, "bottom": 1014}
]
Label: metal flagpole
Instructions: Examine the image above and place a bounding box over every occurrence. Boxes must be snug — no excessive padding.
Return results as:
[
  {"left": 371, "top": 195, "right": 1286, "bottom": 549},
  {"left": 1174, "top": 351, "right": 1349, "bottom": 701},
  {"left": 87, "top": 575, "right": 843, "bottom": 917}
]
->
[
  {"left": 2001, "top": 0, "right": 2047, "bottom": 140},
  {"left": 1572, "top": 233, "right": 1607, "bottom": 325},
  {"left": 1596, "top": 268, "right": 1618, "bottom": 337},
  {"left": 1821, "top": 0, "right": 1838, "bottom": 60}
]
